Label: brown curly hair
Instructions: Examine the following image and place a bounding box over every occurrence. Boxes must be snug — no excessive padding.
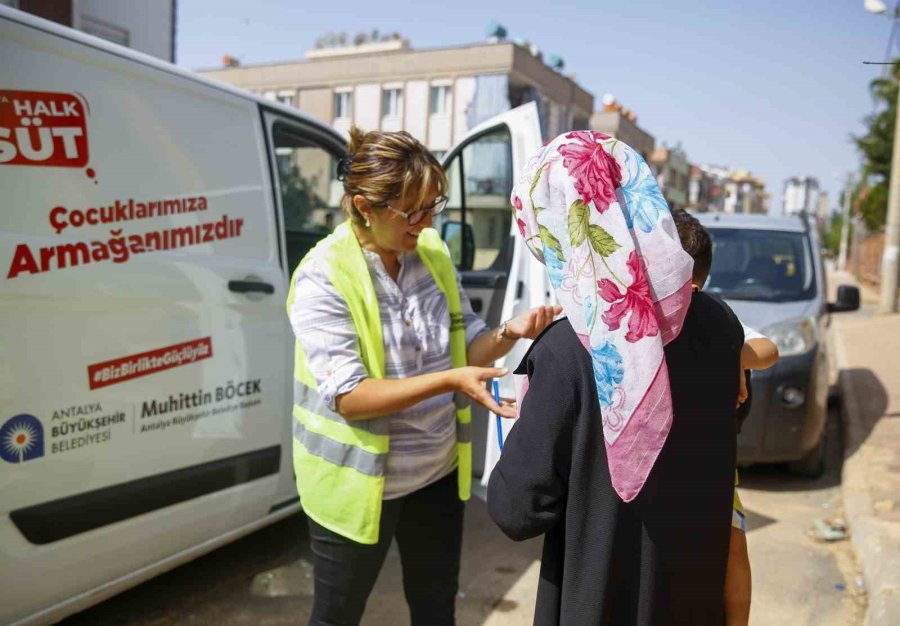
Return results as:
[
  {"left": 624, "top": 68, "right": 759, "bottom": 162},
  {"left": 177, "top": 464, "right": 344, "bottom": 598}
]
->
[{"left": 339, "top": 127, "right": 447, "bottom": 226}]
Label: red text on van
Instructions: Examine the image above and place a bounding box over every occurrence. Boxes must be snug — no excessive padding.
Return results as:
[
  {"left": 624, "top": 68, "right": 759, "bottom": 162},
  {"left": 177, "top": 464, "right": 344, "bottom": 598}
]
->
[{"left": 0, "top": 90, "right": 89, "bottom": 167}]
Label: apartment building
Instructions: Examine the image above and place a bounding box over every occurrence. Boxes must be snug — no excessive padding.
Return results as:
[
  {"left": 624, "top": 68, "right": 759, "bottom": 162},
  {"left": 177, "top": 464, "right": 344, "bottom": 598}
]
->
[{"left": 200, "top": 36, "right": 593, "bottom": 156}]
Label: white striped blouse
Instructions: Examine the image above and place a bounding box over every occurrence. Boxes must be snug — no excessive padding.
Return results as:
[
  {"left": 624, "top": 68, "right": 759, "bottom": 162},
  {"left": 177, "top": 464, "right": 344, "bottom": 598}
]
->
[{"left": 288, "top": 246, "right": 489, "bottom": 500}]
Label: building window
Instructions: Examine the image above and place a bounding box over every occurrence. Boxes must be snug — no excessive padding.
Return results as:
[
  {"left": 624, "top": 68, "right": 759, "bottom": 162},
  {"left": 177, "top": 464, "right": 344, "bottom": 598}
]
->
[
  {"left": 276, "top": 91, "right": 295, "bottom": 107},
  {"left": 430, "top": 85, "right": 452, "bottom": 116},
  {"left": 382, "top": 88, "right": 402, "bottom": 118},
  {"left": 334, "top": 91, "right": 352, "bottom": 120}
]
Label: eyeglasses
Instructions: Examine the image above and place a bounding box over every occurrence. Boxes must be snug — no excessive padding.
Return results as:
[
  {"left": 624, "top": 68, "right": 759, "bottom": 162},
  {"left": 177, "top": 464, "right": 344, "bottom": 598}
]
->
[{"left": 381, "top": 195, "right": 449, "bottom": 226}]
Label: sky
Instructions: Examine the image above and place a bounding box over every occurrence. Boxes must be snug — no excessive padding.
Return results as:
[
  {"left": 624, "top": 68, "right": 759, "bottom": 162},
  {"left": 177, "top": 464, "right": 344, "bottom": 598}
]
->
[{"left": 177, "top": 0, "right": 893, "bottom": 214}]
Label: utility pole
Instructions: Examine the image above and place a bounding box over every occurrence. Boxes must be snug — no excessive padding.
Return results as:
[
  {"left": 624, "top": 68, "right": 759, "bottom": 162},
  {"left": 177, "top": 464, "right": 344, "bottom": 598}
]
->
[
  {"left": 879, "top": 79, "right": 900, "bottom": 313},
  {"left": 838, "top": 175, "right": 854, "bottom": 272}
]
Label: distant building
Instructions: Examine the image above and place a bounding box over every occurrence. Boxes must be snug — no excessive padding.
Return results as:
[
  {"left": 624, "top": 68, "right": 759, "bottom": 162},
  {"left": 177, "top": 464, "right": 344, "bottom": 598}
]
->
[
  {"left": 688, "top": 165, "right": 723, "bottom": 213},
  {"left": 650, "top": 144, "right": 690, "bottom": 212},
  {"left": 783, "top": 176, "right": 820, "bottom": 216},
  {"left": 590, "top": 94, "right": 655, "bottom": 160},
  {"left": 725, "top": 170, "right": 769, "bottom": 215},
  {"left": 1, "top": 0, "right": 176, "bottom": 62},
  {"left": 690, "top": 165, "right": 768, "bottom": 215},
  {"left": 199, "top": 34, "right": 593, "bottom": 156}
]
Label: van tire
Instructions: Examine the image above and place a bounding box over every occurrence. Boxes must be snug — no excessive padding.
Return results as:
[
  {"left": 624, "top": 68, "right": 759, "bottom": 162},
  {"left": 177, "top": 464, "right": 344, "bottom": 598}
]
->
[{"left": 788, "top": 434, "right": 826, "bottom": 478}]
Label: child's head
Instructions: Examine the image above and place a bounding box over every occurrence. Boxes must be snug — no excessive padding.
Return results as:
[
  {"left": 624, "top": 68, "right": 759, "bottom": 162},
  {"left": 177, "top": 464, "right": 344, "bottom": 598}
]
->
[{"left": 672, "top": 210, "right": 712, "bottom": 289}]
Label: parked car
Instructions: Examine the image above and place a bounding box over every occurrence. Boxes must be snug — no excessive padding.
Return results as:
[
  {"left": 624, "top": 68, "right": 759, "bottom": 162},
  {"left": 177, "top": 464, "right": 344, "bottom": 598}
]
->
[{"left": 696, "top": 212, "right": 860, "bottom": 476}]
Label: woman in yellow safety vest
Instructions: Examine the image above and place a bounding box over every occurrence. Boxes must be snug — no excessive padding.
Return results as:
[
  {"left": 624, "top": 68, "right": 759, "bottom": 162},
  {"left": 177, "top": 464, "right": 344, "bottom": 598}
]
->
[{"left": 286, "top": 126, "right": 560, "bottom": 626}]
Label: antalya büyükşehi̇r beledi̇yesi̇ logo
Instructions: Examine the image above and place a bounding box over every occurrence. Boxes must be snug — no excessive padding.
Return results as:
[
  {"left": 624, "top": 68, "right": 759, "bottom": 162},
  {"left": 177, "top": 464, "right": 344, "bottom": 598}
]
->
[{"left": 1, "top": 414, "right": 45, "bottom": 463}]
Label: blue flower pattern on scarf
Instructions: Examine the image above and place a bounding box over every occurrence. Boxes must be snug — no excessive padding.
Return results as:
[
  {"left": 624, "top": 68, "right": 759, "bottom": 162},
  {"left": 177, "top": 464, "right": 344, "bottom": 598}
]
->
[
  {"left": 619, "top": 148, "right": 669, "bottom": 233},
  {"left": 544, "top": 246, "right": 565, "bottom": 290},
  {"left": 591, "top": 342, "right": 624, "bottom": 407}
]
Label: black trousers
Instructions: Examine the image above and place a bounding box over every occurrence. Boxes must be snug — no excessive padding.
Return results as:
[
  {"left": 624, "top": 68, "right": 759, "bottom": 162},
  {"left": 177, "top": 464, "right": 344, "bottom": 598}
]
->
[{"left": 307, "top": 470, "right": 465, "bottom": 626}]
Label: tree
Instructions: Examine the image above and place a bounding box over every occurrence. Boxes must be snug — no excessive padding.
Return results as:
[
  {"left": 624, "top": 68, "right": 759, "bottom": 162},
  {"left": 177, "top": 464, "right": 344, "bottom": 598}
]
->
[
  {"left": 280, "top": 164, "right": 327, "bottom": 232},
  {"left": 824, "top": 210, "right": 849, "bottom": 257},
  {"left": 854, "top": 61, "right": 900, "bottom": 231}
]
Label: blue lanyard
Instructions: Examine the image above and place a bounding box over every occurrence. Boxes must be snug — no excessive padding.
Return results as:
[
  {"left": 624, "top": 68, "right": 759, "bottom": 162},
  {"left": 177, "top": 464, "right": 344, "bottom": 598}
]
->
[{"left": 492, "top": 379, "right": 504, "bottom": 450}]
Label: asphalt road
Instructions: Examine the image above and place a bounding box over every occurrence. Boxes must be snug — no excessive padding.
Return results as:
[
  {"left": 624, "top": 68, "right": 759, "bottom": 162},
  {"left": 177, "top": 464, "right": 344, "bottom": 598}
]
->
[
  {"left": 62, "top": 406, "right": 866, "bottom": 626},
  {"left": 737, "top": 404, "right": 867, "bottom": 626}
]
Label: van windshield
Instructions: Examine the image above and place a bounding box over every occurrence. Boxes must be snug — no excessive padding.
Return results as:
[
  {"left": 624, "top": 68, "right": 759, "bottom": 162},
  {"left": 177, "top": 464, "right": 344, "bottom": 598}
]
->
[{"left": 704, "top": 228, "right": 816, "bottom": 302}]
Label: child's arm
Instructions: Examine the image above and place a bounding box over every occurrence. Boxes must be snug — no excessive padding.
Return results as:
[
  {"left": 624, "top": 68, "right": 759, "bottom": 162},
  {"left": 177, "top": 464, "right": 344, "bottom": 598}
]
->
[
  {"left": 737, "top": 323, "right": 778, "bottom": 407},
  {"left": 742, "top": 338, "right": 778, "bottom": 371},
  {"left": 740, "top": 322, "right": 778, "bottom": 371},
  {"left": 487, "top": 346, "right": 574, "bottom": 541}
]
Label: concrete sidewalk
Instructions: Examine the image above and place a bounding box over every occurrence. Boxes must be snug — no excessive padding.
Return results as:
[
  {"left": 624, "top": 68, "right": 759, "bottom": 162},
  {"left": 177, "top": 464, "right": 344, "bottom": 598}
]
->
[{"left": 831, "top": 271, "right": 900, "bottom": 626}]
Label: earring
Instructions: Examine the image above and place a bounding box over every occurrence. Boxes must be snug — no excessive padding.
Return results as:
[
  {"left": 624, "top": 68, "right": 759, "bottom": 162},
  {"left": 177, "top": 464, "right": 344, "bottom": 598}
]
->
[{"left": 364, "top": 217, "right": 371, "bottom": 228}]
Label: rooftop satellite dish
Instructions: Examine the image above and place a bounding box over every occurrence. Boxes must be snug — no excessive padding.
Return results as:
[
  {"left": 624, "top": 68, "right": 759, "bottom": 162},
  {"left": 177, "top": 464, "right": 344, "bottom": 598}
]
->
[
  {"left": 602, "top": 93, "right": 615, "bottom": 106},
  {"left": 486, "top": 21, "right": 508, "bottom": 40}
]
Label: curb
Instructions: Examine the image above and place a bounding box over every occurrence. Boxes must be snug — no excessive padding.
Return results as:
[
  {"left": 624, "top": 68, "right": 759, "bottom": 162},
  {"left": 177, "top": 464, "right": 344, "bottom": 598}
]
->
[{"left": 834, "top": 325, "right": 900, "bottom": 626}]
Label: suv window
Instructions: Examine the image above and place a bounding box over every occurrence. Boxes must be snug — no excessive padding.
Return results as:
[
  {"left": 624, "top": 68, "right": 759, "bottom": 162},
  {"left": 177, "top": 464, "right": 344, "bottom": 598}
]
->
[{"left": 705, "top": 228, "right": 816, "bottom": 302}]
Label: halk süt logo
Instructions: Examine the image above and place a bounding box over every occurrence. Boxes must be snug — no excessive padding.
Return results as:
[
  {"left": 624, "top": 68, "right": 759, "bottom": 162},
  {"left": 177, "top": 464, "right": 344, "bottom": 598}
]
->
[
  {"left": 0, "top": 90, "right": 90, "bottom": 168},
  {"left": 1, "top": 414, "right": 45, "bottom": 463}
]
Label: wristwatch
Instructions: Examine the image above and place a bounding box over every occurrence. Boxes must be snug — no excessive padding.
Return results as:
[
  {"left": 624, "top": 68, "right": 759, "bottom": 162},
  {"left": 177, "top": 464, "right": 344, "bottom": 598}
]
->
[{"left": 498, "top": 319, "right": 515, "bottom": 341}]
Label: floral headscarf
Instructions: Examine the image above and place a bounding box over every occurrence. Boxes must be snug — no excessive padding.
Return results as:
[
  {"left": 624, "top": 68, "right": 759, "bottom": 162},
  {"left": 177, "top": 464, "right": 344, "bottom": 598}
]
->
[{"left": 512, "top": 131, "right": 694, "bottom": 502}]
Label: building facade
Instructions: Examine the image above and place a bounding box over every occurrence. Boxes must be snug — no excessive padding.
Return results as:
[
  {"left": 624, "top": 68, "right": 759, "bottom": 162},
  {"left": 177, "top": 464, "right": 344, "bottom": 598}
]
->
[
  {"left": 724, "top": 170, "right": 769, "bottom": 215},
  {"left": 783, "top": 175, "right": 820, "bottom": 216},
  {"left": 2, "top": 0, "right": 176, "bottom": 62},
  {"left": 650, "top": 144, "right": 690, "bottom": 212},
  {"left": 200, "top": 37, "right": 593, "bottom": 156},
  {"left": 688, "top": 165, "right": 768, "bottom": 215},
  {"left": 687, "top": 165, "right": 724, "bottom": 213},
  {"left": 589, "top": 94, "right": 655, "bottom": 160}
]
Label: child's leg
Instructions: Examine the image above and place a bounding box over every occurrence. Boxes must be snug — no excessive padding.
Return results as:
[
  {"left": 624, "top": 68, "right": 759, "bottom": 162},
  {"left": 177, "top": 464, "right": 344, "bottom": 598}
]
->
[{"left": 725, "top": 472, "right": 751, "bottom": 626}]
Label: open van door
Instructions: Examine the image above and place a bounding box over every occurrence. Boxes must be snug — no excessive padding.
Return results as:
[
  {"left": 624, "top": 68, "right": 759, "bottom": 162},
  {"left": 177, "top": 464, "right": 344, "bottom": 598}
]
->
[
  {"left": 436, "top": 103, "right": 549, "bottom": 490},
  {"left": 258, "top": 108, "right": 347, "bottom": 504}
]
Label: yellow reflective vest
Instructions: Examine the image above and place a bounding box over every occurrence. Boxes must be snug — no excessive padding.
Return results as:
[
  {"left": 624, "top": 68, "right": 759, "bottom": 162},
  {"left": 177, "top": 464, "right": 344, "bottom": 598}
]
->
[{"left": 286, "top": 221, "right": 472, "bottom": 544}]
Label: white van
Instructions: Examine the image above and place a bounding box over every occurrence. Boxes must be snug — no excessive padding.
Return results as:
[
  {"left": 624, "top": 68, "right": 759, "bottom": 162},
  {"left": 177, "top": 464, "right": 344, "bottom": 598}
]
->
[{"left": 0, "top": 7, "right": 547, "bottom": 624}]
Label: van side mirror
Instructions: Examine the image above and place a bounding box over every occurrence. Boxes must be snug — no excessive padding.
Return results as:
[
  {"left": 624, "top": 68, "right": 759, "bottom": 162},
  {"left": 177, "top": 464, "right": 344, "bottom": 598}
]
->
[
  {"left": 440, "top": 221, "right": 475, "bottom": 271},
  {"left": 827, "top": 285, "right": 860, "bottom": 313}
]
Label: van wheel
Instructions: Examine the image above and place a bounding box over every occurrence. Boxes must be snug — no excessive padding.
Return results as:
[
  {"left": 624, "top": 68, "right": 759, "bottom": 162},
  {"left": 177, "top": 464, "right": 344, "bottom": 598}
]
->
[{"left": 788, "top": 434, "right": 825, "bottom": 478}]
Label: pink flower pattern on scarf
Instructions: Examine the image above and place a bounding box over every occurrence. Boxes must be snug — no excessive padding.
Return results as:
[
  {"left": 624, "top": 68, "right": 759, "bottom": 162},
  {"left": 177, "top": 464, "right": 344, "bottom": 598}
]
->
[
  {"left": 558, "top": 130, "right": 623, "bottom": 213},
  {"left": 598, "top": 251, "right": 660, "bottom": 343}
]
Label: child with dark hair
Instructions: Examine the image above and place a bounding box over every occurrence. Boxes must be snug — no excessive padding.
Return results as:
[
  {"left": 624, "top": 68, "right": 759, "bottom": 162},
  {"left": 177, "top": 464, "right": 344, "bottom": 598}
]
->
[{"left": 671, "top": 210, "right": 780, "bottom": 626}]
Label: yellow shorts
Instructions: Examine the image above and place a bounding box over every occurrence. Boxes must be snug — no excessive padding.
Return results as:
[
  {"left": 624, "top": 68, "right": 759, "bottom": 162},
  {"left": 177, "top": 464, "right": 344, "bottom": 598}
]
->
[{"left": 732, "top": 469, "right": 746, "bottom": 533}]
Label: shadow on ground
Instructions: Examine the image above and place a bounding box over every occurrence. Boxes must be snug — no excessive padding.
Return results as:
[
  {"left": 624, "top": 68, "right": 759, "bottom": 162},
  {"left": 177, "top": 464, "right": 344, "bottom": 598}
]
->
[
  {"left": 61, "top": 497, "right": 540, "bottom": 626},
  {"left": 739, "top": 403, "right": 845, "bottom": 494}
]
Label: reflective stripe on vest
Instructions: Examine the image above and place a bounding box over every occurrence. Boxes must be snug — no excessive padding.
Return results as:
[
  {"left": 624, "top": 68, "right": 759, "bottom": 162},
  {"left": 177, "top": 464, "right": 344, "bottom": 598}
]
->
[{"left": 286, "top": 222, "right": 471, "bottom": 545}]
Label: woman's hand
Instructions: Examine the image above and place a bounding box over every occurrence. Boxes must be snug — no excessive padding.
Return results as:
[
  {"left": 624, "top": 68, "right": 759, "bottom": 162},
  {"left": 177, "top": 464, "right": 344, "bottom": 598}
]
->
[
  {"left": 449, "top": 366, "right": 517, "bottom": 418},
  {"left": 504, "top": 305, "right": 564, "bottom": 340},
  {"left": 737, "top": 369, "right": 749, "bottom": 408}
]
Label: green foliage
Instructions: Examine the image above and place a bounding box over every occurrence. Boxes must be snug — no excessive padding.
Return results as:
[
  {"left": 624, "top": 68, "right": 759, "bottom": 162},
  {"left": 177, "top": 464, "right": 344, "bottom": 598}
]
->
[
  {"left": 853, "top": 62, "right": 900, "bottom": 231},
  {"left": 859, "top": 182, "right": 888, "bottom": 231},
  {"left": 280, "top": 164, "right": 327, "bottom": 232},
  {"left": 823, "top": 211, "right": 847, "bottom": 257}
]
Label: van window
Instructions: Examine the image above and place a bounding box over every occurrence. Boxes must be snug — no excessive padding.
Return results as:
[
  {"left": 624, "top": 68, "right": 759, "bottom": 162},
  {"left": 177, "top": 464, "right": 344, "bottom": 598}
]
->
[
  {"left": 437, "top": 126, "right": 513, "bottom": 272},
  {"left": 705, "top": 228, "right": 816, "bottom": 302},
  {"left": 272, "top": 123, "right": 344, "bottom": 273}
]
